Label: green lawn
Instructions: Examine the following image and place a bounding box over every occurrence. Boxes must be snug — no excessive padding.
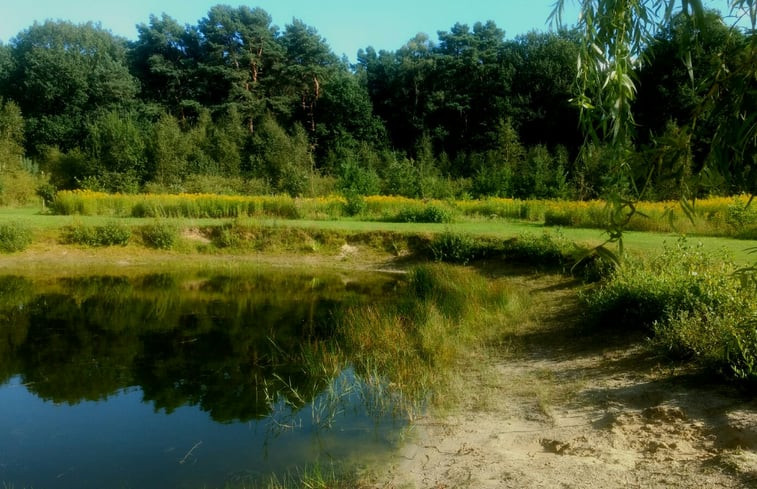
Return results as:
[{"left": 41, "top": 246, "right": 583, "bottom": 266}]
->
[{"left": 2, "top": 205, "right": 755, "bottom": 265}]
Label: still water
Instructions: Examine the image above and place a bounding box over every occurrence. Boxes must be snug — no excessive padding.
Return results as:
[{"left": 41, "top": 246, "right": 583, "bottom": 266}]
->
[{"left": 0, "top": 270, "right": 405, "bottom": 488}]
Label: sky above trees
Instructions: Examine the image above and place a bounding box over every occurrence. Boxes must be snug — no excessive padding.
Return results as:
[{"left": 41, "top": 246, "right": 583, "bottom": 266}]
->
[{"left": 0, "top": 0, "right": 737, "bottom": 61}]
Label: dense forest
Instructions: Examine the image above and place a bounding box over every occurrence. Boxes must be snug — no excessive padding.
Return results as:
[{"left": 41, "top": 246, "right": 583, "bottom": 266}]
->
[{"left": 0, "top": 5, "right": 752, "bottom": 202}]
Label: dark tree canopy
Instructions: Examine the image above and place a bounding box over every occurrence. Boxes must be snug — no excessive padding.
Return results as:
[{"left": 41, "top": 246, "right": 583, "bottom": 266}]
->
[{"left": 0, "top": 3, "right": 751, "bottom": 200}]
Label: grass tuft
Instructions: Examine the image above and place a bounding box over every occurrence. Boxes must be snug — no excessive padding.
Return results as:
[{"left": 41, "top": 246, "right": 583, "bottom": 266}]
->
[{"left": 0, "top": 222, "right": 32, "bottom": 253}]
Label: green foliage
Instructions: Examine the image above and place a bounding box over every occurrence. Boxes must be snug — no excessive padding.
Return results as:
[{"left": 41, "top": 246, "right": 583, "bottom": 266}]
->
[
  {"left": 472, "top": 162, "right": 513, "bottom": 198},
  {"left": 140, "top": 221, "right": 178, "bottom": 249},
  {"left": 383, "top": 156, "right": 421, "bottom": 197},
  {"left": 394, "top": 205, "right": 453, "bottom": 223},
  {"left": 587, "top": 239, "right": 735, "bottom": 325},
  {"left": 250, "top": 118, "right": 312, "bottom": 196},
  {"left": 214, "top": 222, "right": 246, "bottom": 248},
  {"left": 92, "top": 221, "right": 132, "bottom": 246},
  {"left": 342, "top": 193, "right": 367, "bottom": 217},
  {"left": 0, "top": 99, "right": 24, "bottom": 170},
  {"left": 7, "top": 20, "right": 139, "bottom": 153},
  {"left": 0, "top": 168, "right": 43, "bottom": 206},
  {"left": 62, "top": 221, "right": 131, "bottom": 246},
  {"left": 36, "top": 182, "right": 56, "bottom": 206},
  {"left": 586, "top": 240, "right": 734, "bottom": 328},
  {"left": 429, "top": 232, "right": 478, "bottom": 265},
  {"left": 585, "top": 238, "right": 757, "bottom": 382},
  {"left": 149, "top": 113, "right": 188, "bottom": 186},
  {"left": 78, "top": 171, "right": 142, "bottom": 194},
  {"left": 336, "top": 159, "right": 380, "bottom": 196},
  {"left": 0, "top": 221, "right": 32, "bottom": 252},
  {"left": 725, "top": 201, "right": 757, "bottom": 230}
]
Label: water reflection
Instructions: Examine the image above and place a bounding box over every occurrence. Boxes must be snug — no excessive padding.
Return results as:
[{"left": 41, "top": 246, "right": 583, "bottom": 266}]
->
[{"left": 0, "top": 270, "right": 404, "bottom": 488}]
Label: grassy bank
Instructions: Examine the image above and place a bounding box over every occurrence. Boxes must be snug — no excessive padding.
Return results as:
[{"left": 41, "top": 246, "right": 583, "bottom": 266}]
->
[{"left": 2, "top": 205, "right": 757, "bottom": 266}]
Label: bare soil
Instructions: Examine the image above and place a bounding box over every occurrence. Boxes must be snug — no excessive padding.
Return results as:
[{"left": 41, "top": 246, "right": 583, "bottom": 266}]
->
[{"left": 370, "top": 273, "right": 757, "bottom": 488}]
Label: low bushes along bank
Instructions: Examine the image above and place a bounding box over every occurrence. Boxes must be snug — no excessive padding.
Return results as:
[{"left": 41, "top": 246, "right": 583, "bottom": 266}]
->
[{"left": 585, "top": 238, "right": 757, "bottom": 384}]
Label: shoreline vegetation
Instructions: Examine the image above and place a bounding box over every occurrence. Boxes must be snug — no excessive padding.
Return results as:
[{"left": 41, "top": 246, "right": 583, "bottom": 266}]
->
[{"left": 1, "top": 193, "right": 756, "bottom": 488}]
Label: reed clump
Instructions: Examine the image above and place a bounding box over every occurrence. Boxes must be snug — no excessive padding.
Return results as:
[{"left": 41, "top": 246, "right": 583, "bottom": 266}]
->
[{"left": 337, "top": 264, "right": 525, "bottom": 411}]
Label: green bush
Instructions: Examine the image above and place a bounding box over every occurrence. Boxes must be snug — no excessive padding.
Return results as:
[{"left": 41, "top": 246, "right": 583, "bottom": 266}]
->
[
  {"left": 96, "top": 221, "right": 132, "bottom": 246},
  {"left": 337, "top": 160, "right": 381, "bottom": 196},
  {"left": 585, "top": 239, "right": 757, "bottom": 382},
  {"left": 62, "top": 223, "right": 97, "bottom": 246},
  {"left": 62, "top": 221, "right": 131, "bottom": 246},
  {"left": 585, "top": 240, "right": 735, "bottom": 329},
  {"left": 141, "top": 221, "right": 179, "bottom": 249},
  {"left": 0, "top": 222, "right": 32, "bottom": 252},
  {"left": 395, "top": 205, "right": 453, "bottom": 223},
  {"left": 725, "top": 202, "right": 757, "bottom": 230},
  {"left": 343, "top": 193, "right": 367, "bottom": 217},
  {"left": 429, "top": 232, "right": 477, "bottom": 265},
  {"left": 544, "top": 209, "right": 576, "bottom": 227},
  {"left": 503, "top": 231, "right": 573, "bottom": 268},
  {"left": 212, "top": 222, "right": 251, "bottom": 248}
]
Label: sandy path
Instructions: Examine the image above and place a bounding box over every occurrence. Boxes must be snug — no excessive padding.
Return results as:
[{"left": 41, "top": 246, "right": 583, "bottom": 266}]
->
[{"left": 371, "top": 274, "right": 757, "bottom": 488}]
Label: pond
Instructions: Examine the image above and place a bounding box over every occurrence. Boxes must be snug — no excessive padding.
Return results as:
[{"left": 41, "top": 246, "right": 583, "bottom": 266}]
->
[{"left": 0, "top": 269, "right": 407, "bottom": 488}]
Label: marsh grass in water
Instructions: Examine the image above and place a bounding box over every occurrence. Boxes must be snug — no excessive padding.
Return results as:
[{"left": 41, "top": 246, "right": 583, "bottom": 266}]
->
[
  {"left": 234, "top": 462, "right": 368, "bottom": 489},
  {"left": 336, "top": 264, "right": 527, "bottom": 413}
]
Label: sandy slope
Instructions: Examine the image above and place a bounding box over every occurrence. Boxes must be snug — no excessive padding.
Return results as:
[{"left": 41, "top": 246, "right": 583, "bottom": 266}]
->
[{"left": 371, "top": 274, "right": 757, "bottom": 489}]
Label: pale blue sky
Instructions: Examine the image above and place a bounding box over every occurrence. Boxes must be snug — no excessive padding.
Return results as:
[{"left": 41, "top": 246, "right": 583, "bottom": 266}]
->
[{"left": 0, "top": 0, "right": 739, "bottom": 61}]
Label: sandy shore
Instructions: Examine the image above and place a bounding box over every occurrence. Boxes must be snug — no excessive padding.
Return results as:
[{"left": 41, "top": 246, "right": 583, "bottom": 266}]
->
[{"left": 371, "top": 274, "right": 757, "bottom": 488}]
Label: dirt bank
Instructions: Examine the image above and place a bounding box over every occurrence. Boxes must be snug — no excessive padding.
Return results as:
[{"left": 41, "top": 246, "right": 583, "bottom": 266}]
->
[{"left": 371, "top": 274, "right": 757, "bottom": 488}]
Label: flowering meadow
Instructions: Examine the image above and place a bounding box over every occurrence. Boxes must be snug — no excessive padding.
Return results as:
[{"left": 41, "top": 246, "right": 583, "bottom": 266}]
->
[{"left": 50, "top": 190, "right": 757, "bottom": 238}]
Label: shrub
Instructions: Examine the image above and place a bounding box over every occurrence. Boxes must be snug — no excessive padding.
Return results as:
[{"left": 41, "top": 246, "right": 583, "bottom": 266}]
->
[
  {"left": 0, "top": 222, "right": 32, "bottom": 252},
  {"left": 429, "top": 232, "right": 477, "bottom": 265},
  {"left": 585, "top": 239, "right": 736, "bottom": 330},
  {"left": 584, "top": 239, "right": 757, "bottom": 382},
  {"left": 62, "top": 223, "right": 98, "bottom": 246},
  {"left": 503, "top": 231, "right": 573, "bottom": 268},
  {"left": 96, "top": 221, "right": 131, "bottom": 246},
  {"left": 337, "top": 160, "right": 381, "bottom": 196},
  {"left": 725, "top": 201, "right": 757, "bottom": 230},
  {"left": 62, "top": 221, "right": 131, "bottom": 246},
  {"left": 343, "top": 193, "right": 367, "bottom": 217},
  {"left": 0, "top": 170, "right": 42, "bottom": 206},
  {"left": 36, "top": 183, "right": 57, "bottom": 207},
  {"left": 395, "top": 205, "right": 453, "bottom": 223},
  {"left": 141, "top": 221, "right": 178, "bottom": 249},
  {"left": 212, "top": 222, "right": 251, "bottom": 248},
  {"left": 544, "top": 209, "right": 576, "bottom": 227}
]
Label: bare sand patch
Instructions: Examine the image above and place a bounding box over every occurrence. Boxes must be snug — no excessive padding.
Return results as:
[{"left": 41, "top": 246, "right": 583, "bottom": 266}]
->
[{"left": 370, "top": 274, "right": 757, "bottom": 488}]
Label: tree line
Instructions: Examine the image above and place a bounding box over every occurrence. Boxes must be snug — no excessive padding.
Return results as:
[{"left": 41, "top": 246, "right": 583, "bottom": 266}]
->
[{"left": 0, "top": 4, "right": 750, "bottom": 200}]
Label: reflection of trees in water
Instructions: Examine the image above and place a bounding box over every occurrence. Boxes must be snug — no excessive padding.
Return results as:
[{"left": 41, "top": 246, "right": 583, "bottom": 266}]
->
[{"left": 0, "top": 272, "right": 396, "bottom": 422}]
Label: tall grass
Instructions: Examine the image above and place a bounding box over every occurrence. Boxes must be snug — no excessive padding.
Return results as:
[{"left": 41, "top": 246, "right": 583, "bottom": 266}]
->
[
  {"left": 0, "top": 222, "right": 32, "bottom": 252},
  {"left": 336, "top": 265, "right": 525, "bottom": 413},
  {"left": 49, "top": 190, "right": 757, "bottom": 238}
]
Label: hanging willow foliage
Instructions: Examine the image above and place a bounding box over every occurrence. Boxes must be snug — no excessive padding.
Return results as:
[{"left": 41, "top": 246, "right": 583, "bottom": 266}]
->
[{"left": 550, "top": 0, "right": 757, "bottom": 261}]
